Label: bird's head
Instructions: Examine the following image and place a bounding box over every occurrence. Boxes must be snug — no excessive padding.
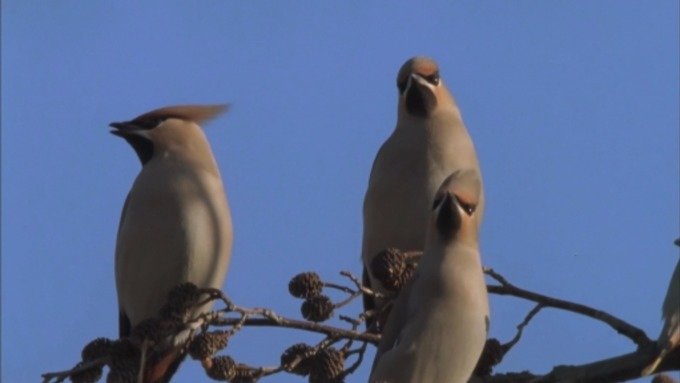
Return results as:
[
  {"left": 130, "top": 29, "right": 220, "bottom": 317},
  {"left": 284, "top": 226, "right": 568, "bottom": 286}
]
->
[
  {"left": 430, "top": 169, "right": 481, "bottom": 244},
  {"left": 396, "top": 56, "right": 455, "bottom": 118},
  {"left": 109, "top": 104, "right": 228, "bottom": 165}
]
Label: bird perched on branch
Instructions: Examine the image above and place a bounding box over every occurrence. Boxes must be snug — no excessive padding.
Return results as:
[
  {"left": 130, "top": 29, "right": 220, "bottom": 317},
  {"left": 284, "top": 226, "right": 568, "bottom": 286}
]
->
[
  {"left": 369, "top": 170, "right": 489, "bottom": 383},
  {"left": 642, "top": 241, "right": 680, "bottom": 376},
  {"left": 361, "top": 56, "right": 484, "bottom": 330},
  {"left": 110, "top": 104, "right": 233, "bottom": 382}
]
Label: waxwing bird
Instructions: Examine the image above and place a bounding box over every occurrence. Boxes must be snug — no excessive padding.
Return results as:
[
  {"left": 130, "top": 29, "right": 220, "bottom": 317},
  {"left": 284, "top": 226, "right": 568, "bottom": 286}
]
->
[
  {"left": 369, "top": 170, "right": 489, "bottom": 383},
  {"left": 110, "top": 104, "right": 233, "bottom": 382},
  {"left": 642, "top": 244, "right": 680, "bottom": 375},
  {"left": 362, "top": 57, "right": 484, "bottom": 330}
]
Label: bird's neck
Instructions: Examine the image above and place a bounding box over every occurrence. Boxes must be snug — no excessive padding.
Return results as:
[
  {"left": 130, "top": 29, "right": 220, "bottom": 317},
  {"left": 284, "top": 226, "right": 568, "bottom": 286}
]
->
[
  {"left": 155, "top": 143, "right": 221, "bottom": 179},
  {"left": 395, "top": 106, "right": 467, "bottom": 145},
  {"left": 422, "top": 231, "right": 480, "bottom": 265},
  {"left": 418, "top": 239, "right": 483, "bottom": 298}
]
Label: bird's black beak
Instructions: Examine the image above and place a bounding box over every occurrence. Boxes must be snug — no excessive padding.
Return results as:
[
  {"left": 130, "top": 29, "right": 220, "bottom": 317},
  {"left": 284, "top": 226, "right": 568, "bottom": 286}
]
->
[
  {"left": 404, "top": 74, "right": 437, "bottom": 117},
  {"left": 436, "top": 192, "right": 461, "bottom": 240},
  {"left": 109, "top": 121, "right": 149, "bottom": 138},
  {"left": 109, "top": 121, "right": 143, "bottom": 137}
]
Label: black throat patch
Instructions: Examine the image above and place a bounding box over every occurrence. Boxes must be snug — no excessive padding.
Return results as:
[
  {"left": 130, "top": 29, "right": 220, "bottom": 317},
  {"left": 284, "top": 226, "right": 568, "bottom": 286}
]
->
[
  {"left": 436, "top": 194, "right": 461, "bottom": 241},
  {"left": 123, "top": 135, "right": 154, "bottom": 165},
  {"left": 405, "top": 84, "right": 437, "bottom": 117}
]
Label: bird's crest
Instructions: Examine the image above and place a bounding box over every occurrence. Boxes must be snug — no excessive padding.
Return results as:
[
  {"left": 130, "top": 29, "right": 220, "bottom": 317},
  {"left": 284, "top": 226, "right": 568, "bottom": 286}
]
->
[{"left": 131, "top": 104, "right": 229, "bottom": 127}]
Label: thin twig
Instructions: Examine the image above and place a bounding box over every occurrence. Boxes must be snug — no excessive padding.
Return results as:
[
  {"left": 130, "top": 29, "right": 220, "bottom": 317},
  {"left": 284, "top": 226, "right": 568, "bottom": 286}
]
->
[
  {"left": 339, "top": 315, "right": 361, "bottom": 328},
  {"left": 333, "top": 290, "right": 363, "bottom": 310},
  {"left": 341, "top": 342, "right": 369, "bottom": 379},
  {"left": 403, "top": 250, "right": 423, "bottom": 261},
  {"left": 341, "top": 270, "right": 385, "bottom": 299},
  {"left": 324, "top": 282, "right": 357, "bottom": 295},
  {"left": 502, "top": 303, "right": 544, "bottom": 354},
  {"left": 41, "top": 358, "right": 107, "bottom": 383}
]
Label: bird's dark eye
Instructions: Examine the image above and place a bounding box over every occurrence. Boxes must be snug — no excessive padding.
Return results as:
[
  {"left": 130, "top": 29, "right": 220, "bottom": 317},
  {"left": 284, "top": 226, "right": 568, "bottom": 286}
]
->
[
  {"left": 136, "top": 116, "right": 165, "bottom": 130},
  {"left": 455, "top": 196, "right": 476, "bottom": 216},
  {"left": 425, "top": 73, "right": 440, "bottom": 86}
]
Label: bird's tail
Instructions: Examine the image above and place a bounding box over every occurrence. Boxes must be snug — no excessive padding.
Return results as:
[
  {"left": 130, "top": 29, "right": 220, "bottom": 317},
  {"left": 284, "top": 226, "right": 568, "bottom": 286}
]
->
[{"left": 144, "top": 350, "right": 186, "bottom": 383}]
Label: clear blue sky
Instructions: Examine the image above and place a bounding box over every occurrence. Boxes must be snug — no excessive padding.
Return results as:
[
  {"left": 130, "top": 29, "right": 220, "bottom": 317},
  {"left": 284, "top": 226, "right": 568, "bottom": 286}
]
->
[{"left": 2, "top": 2, "right": 678, "bottom": 382}]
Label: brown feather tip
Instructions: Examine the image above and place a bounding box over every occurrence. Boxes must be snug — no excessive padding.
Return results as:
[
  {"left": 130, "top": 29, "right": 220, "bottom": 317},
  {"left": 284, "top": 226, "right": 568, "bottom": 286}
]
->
[
  {"left": 145, "top": 350, "right": 182, "bottom": 383},
  {"left": 131, "top": 104, "right": 230, "bottom": 126}
]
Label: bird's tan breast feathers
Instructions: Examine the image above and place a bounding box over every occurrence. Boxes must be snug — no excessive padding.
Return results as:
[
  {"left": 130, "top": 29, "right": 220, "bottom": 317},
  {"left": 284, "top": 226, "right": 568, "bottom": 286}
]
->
[{"left": 115, "top": 158, "right": 232, "bottom": 326}]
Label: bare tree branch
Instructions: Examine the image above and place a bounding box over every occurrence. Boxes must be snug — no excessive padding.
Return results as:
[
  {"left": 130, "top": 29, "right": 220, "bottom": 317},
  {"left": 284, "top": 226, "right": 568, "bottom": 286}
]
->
[
  {"left": 484, "top": 267, "right": 652, "bottom": 348},
  {"left": 482, "top": 344, "right": 680, "bottom": 383},
  {"left": 42, "top": 265, "right": 676, "bottom": 382},
  {"left": 209, "top": 316, "right": 379, "bottom": 344}
]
